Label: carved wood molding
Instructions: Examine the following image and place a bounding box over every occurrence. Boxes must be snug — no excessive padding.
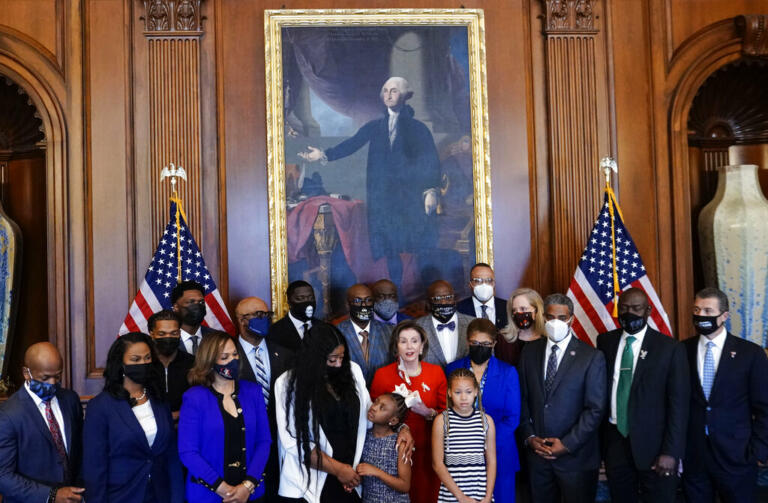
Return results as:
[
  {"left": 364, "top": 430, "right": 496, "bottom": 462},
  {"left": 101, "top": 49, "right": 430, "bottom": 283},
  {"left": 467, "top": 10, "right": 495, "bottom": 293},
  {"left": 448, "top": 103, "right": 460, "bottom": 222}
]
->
[
  {"left": 141, "top": 0, "right": 203, "bottom": 35},
  {"left": 736, "top": 15, "right": 768, "bottom": 58},
  {"left": 0, "top": 77, "right": 45, "bottom": 154},
  {"left": 542, "top": 0, "right": 597, "bottom": 34}
]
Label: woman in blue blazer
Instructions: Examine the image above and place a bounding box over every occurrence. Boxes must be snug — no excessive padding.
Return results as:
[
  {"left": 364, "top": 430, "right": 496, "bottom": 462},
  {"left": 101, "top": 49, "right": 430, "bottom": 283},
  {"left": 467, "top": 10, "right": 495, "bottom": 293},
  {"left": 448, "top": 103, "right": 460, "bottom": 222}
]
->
[
  {"left": 83, "top": 332, "right": 184, "bottom": 503},
  {"left": 178, "top": 330, "right": 271, "bottom": 502},
  {"left": 446, "top": 318, "right": 521, "bottom": 503}
]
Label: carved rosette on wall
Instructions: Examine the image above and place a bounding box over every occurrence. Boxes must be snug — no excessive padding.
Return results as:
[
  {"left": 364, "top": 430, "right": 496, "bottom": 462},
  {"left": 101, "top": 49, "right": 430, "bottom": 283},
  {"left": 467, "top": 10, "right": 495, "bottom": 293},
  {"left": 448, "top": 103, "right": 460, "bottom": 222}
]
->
[
  {"left": 736, "top": 15, "right": 768, "bottom": 59},
  {"left": 140, "top": 0, "right": 204, "bottom": 246},
  {"left": 540, "top": 0, "right": 602, "bottom": 289}
]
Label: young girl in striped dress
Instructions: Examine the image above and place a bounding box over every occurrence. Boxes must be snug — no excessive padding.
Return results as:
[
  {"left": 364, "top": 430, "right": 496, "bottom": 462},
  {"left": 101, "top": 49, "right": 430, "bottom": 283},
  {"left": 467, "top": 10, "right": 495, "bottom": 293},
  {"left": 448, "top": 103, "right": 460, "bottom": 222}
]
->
[{"left": 432, "top": 368, "right": 497, "bottom": 503}]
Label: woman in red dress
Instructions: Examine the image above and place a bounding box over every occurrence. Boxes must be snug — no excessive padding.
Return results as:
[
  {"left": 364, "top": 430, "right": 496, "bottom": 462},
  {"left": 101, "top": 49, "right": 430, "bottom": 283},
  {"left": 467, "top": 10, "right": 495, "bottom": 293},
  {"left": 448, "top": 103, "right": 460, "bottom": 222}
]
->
[{"left": 371, "top": 320, "right": 447, "bottom": 503}]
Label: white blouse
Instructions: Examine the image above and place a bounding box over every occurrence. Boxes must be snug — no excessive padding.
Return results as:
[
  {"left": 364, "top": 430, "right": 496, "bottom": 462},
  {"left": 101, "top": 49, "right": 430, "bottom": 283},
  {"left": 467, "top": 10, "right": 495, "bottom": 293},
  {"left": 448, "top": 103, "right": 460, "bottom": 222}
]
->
[{"left": 132, "top": 400, "right": 157, "bottom": 447}]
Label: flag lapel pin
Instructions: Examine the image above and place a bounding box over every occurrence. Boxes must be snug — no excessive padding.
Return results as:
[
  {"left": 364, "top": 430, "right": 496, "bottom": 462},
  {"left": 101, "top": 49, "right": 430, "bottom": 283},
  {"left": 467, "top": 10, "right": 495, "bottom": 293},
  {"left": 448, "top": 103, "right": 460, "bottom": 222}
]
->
[
  {"left": 570, "top": 350, "right": 576, "bottom": 356},
  {"left": 639, "top": 350, "right": 648, "bottom": 360}
]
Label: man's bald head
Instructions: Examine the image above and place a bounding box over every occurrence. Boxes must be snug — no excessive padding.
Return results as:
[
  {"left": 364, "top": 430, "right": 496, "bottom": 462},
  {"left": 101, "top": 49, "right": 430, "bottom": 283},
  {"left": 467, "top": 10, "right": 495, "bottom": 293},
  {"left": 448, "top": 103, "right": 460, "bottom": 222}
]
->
[
  {"left": 372, "top": 279, "right": 398, "bottom": 302},
  {"left": 427, "top": 280, "right": 455, "bottom": 300},
  {"left": 23, "top": 342, "right": 63, "bottom": 384},
  {"left": 234, "top": 296, "right": 271, "bottom": 337},
  {"left": 617, "top": 287, "right": 651, "bottom": 319},
  {"left": 347, "top": 284, "right": 374, "bottom": 304}
]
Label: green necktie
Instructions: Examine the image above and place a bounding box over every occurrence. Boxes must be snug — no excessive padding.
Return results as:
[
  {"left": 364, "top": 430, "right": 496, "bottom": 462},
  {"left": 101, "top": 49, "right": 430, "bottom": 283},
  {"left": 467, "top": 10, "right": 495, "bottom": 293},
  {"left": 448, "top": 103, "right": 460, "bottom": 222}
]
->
[{"left": 616, "top": 335, "right": 636, "bottom": 437}]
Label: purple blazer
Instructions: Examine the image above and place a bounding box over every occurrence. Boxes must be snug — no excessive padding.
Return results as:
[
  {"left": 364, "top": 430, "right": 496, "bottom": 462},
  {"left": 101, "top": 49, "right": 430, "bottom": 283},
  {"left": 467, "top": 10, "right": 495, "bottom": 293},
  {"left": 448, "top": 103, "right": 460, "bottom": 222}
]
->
[{"left": 178, "top": 380, "right": 271, "bottom": 501}]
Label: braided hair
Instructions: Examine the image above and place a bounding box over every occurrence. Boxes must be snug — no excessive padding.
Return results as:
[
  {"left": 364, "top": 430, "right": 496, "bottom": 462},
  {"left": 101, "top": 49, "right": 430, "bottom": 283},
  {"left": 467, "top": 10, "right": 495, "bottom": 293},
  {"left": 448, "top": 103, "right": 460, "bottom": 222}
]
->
[
  {"left": 383, "top": 392, "right": 409, "bottom": 431},
  {"left": 444, "top": 368, "right": 488, "bottom": 447}
]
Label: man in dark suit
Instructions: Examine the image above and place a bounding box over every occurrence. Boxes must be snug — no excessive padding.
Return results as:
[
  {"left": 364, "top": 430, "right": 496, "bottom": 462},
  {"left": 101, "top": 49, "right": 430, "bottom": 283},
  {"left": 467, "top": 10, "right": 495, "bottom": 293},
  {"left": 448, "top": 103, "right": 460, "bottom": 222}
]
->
[
  {"left": 337, "top": 283, "right": 393, "bottom": 385},
  {"left": 597, "top": 287, "right": 689, "bottom": 503},
  {"left": 269, "top": 280, "right": 320, "bottom": 351},
  {"left": 0, "top": 342, "right": 84, "bottom": 503},
  {"left": 371, "top": 278, "right": 412, "bottom": 326},
  {"left": 518, "top": 293, "right": 607, "bottom": 503},
  {"left": 234, "top": 296, "right": 294, "bottom": 503},
  {"left": 416, "top": 280, "right": 473, "bottom": 367},
  {"left": 457, "top": 262, "right": 508, "bottom": 330},
  {"left": 682, "top": 287, "right": 768, "bottom": 503},
  {"left": 148, "top": 309, "right": 193, "bottom": 420},
  {"left": 171, "top": 280, "right": 216, "bottom": 355}
]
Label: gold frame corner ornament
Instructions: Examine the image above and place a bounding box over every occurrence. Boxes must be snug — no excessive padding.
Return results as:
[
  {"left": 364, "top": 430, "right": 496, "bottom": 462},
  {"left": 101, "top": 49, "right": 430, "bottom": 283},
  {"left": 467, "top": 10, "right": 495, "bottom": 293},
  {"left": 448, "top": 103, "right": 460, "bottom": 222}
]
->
[{"left": 264, "top": 9, "right": 492, "bottom": 317}]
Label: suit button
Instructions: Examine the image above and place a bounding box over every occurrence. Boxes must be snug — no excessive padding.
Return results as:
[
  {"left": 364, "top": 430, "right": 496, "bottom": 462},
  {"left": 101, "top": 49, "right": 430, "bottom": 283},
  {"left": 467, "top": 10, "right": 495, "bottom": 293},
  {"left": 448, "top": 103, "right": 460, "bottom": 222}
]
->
[
  {"left": 544, "top": 404, "right": 549, "bottom": 408},
  {"left": 706, "top": 406, "right": 711, "bottom": 411}
]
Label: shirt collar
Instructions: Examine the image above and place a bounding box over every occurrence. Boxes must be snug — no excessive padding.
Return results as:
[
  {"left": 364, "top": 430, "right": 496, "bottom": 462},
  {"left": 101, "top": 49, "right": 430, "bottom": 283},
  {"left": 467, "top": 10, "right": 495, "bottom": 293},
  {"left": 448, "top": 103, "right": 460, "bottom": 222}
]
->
[
  {"left": 546, "top": 332, "right": 572, "bottom": 352},
  {"left": 472, "top": 296, "right": 493, "bottom": 310},
  {"left": 432, "top": 313, "right": 458, "bottom": 329},
  {"left": 621, "top": 324, "right": 648, "bottom": 345},
  {"left": 238, "top": 335, "right": 258, "bottom": 354},
  {"left": 288, "top": 311, "right": 310, "bottom": 330},
  {"left": 387, "top": 108, "right": 399, "bottom": 118},
  {"left": 352, "top": 321, "right": 371, "bottom": 335},
  {"left": 180, "top": 326, "right": 201, "bottom": 342},
  {"left": 699, "top": 326, "right": 727, "bottom": 349}
]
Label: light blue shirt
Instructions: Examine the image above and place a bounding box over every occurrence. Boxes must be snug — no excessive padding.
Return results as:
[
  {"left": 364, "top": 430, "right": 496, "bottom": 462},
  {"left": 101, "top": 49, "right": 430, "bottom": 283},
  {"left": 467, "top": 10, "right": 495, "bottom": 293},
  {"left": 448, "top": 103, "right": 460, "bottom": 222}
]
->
[{"left": 239, "top": 335, "right": 271, "bottom": 384}]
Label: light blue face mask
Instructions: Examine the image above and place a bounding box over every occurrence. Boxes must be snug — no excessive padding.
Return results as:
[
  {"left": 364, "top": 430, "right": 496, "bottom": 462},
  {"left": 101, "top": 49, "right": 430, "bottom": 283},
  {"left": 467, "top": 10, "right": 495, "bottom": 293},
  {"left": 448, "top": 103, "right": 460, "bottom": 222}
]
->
[{"left": 373, "top": 299, "right": 399, "bottom": 320}]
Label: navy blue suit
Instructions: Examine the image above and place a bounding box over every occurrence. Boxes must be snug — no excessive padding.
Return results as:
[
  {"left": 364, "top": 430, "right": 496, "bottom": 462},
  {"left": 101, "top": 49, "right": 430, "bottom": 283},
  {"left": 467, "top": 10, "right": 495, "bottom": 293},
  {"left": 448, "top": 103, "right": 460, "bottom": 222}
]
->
[
  {"left": 82, "top": 392, "right": 183, "bottom": 503},
  {"left": 682, "top": 333, "right": 768, "bottom": 502},
  {"left": 0, "top": 387, "right": 83, "bottom": 503},
  {"left": 446, "top": 356, "right": 520, "bottom": 503},
  {"left": 457, "top": 295, "right": 509, "bottom": 330}
]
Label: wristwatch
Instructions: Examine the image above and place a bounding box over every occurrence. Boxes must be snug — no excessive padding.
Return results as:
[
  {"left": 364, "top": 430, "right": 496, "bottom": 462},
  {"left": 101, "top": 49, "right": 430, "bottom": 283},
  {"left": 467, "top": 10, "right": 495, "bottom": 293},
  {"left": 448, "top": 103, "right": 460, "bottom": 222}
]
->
[{"left": 242, "top": 479, "right": 255, "bottom": 494}]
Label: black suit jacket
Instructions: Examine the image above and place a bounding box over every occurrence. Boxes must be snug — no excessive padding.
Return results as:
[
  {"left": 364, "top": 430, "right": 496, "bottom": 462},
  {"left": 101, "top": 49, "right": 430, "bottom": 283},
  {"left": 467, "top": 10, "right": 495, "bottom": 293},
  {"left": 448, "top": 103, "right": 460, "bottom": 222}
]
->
[
  {"left": 269, "top": 315, "right": 321, "bottom": 352},
  {"left": 177, "top": 325, "right": 217, "bottom": 355},
  {"left": 597, "top": 327, "right": 690, "bottom": 470},
  {"left": 0, "top": 387, "right": 83, "bottom": 502},
  {"left": 683, "top": 333, "right": 768, "bottom": 473},
  {"left": 457, "top": 295, "right": 508, "bottom": 330},
  {"left": 518, "top": 336, "right": 607, "bottom": 471}
]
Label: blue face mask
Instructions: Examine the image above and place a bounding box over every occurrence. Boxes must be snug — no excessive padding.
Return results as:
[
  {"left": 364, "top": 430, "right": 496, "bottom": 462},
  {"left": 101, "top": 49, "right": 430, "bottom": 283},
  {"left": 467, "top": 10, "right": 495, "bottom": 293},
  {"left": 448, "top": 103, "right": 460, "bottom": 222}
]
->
[
  {"left": 214, "top": 359, "right": 239, "bottom": 380},
  {"left": 248, "top": 317, "right": 271, "bottom": 337},
  {"left": 27, "top": 377, "right": 59, "bottom": 402}
]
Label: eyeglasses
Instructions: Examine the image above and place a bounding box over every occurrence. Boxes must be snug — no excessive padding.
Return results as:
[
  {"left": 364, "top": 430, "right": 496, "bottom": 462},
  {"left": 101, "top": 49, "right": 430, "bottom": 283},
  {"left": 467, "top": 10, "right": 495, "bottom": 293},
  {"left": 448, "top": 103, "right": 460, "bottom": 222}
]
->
[
  {"left": 239, "top": 311, "right": 274, "bottom": 321},
  {"left": 468, "top": 341, "right": 495, "bottom": 348},
  {"left": 470, "top": 277, "right": 495, "bottom": 285},
  {"left": 430, "top": 295, "right": 455, "bottom": 302}
]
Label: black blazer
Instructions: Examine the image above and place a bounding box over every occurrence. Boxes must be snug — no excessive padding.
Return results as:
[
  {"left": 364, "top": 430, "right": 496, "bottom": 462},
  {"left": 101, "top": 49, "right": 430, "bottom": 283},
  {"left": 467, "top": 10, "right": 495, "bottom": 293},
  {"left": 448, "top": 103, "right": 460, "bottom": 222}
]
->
[
  {"left": 177, "top": 325, "right": 217, "bottom": 355},
  {"left": 518, "top": 336, "right": 607, "bottom": 471},
  {"left": 683, "top": 333, "right": 768, "bottom": 473},
  {"left": 268, "top": 315, "right": 321, "bottom": 352},
  {"left": 597, "top": 327, "right": 690, "bottom": 470},
  {"left": 457, "top": 295, "right": 508, "bottom": 330},
  {"left": 0, "top": 387, "right": 83, "bottom": 503}
]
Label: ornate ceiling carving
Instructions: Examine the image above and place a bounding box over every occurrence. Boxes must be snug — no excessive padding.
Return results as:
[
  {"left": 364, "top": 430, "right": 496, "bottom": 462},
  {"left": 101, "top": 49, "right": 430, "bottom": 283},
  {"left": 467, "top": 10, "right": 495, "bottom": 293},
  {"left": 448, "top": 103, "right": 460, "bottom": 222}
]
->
[{"left": 0, "top": 77, "right": 45, "bottom": 154}]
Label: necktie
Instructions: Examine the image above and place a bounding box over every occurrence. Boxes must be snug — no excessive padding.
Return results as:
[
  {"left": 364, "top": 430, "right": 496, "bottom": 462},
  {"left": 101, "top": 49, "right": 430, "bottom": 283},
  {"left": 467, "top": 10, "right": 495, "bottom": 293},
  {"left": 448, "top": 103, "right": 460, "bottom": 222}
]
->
[
  {"left": 360, "top": 330, "right": 370, "bottom": 363},
  {"left": 702, "top": 341, "right": 716, "bottom": 401},
  {"left": 616, "top": 335, "right": 636, "bottom": 437},
  {"left": 44, "top": 401, "right": 69, "bottom": 480},
  {"left": 302, "top": 323, "right": 309, "bottom": 337},
  {"left": 253, "top": 347, "right": 270, "bottom": 406},
  {"left": 481, "top": 304, "right": 489, "bottom": 320},
  {"left": 191, "top": 335, "right": 199, "bottom": 355},
  {"left": 544, "top": 345, "right": 559, "bottom": 394},
  {"left": 437, "top": 321, "right": 456, "bottom": 332}
]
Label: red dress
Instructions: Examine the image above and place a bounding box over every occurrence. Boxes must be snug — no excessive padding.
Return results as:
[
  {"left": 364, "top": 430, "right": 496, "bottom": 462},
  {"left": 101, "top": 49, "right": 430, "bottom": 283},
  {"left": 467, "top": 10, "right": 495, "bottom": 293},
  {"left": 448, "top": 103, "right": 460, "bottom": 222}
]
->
[{"left": 371, "top": 361, "right": 447, "bottom": 503}]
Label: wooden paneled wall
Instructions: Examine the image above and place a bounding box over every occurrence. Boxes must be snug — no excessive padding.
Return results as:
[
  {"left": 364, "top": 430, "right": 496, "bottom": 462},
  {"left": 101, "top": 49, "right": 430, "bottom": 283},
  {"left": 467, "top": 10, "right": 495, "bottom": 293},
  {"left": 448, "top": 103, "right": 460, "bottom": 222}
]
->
[{"left": 0, "top": 0, "right": 766, "bottom": 393}]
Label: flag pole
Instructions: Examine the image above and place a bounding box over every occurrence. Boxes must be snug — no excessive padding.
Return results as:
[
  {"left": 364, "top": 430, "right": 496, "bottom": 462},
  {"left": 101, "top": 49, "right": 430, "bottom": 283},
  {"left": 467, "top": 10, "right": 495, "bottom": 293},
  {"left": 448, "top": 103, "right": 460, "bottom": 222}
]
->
[
  {"left": 600, "top": 157, "right": 621, "bottom": 317},
  {"left": 160, "top": 163, "right": 188, "bottom": 283}
]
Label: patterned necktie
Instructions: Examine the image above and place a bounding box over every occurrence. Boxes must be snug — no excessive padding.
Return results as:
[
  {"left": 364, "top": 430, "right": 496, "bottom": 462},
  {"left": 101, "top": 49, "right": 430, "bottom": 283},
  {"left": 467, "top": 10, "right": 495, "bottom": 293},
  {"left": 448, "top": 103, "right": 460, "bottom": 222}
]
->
[
  {"left": 191, "top": 335, "right": 199, "bottom": 355},
  {"left": 702, "top": 341, "right": 716, "bottom": 401},
  {"left": 360, "top": 330, "right": 370, "bottom": 363},
  {"left": 437, "top": 321, "right": 456, "bottom": 331},
  {"left": 253, "top": 347, "right": 270, "bottom": 406},
  {"left": 481, "top": 304, "right": 489, "bottom": 320},
  {"left": 616, "top": 335, "right": 636, "bottom": 437},
  {"left": 44, "top": 401, "right": 69, "bottom": 480},
  {"left": 544, "top": 345, "right": 559, "bottom": 394}
]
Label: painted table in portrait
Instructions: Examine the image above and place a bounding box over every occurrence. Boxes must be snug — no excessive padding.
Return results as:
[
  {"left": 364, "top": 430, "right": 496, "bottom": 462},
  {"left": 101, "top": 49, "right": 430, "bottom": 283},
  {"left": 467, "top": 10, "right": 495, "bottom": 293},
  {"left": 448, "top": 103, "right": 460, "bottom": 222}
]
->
[{"left": 265, "top": 9, "right": 492, "bottom": 318}]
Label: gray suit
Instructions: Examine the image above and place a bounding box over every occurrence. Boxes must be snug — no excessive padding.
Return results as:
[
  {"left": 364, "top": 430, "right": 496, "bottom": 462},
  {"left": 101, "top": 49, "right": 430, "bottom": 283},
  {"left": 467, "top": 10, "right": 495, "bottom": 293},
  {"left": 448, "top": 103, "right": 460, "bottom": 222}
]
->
[
  {"left": 415, "top": 313, "right": 473, "bottom": 367},
  {"left": 337, "top": 319, "right": 393, "bottom": 386}
]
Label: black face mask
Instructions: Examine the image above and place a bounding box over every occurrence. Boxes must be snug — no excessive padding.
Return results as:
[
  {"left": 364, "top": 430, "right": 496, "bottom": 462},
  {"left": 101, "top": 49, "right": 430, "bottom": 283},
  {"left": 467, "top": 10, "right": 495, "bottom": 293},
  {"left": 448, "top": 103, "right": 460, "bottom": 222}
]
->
[
  {"left": 154, "top": 337, "right": 180, "bottom": 357},
  {"left": 693, "top": 314, "right": 722, "bottom": 336},
  {"left": 180, "top": 303, "right": 206, "bottom": 326},
  {"left": 432, "top": 304, "right": 457, "bottom": 323},
  {"left": 123, "top": 363, "right": 153, "bottom": 386},
  {"left": 326, "top": 365, "right": 343, "bottom": 378},
  {"left": 618, "top": 312, "right": 647, "bottom": 335},
  {"left": 349, "top": 305, "right": 372, "bottom": 323},
  {"left": 290, "top": 301, "right": 315, "bottom": 322},
  {"left": 469, "top": 346, "right": 492, "bottom": 365},
  {"left": 512, "top": 312, "right": 534, "bottom": 330}
]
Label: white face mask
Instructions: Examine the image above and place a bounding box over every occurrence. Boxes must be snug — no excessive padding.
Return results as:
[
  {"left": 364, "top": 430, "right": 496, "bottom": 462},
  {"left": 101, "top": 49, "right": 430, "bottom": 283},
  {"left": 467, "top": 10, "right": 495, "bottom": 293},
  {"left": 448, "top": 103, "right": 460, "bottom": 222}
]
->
[
  {"left": 545, "top": 319, "right": 571, "bottom": 343},
  {"left": 473, "top": 283, "right": 494, "bottom": 303}
]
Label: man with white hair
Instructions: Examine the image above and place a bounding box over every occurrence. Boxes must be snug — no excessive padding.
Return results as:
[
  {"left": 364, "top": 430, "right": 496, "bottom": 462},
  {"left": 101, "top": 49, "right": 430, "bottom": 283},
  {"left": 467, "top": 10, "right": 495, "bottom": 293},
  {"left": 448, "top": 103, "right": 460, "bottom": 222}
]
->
[{"left": 300, "top": 76, "right": 441, "bottom": 289}]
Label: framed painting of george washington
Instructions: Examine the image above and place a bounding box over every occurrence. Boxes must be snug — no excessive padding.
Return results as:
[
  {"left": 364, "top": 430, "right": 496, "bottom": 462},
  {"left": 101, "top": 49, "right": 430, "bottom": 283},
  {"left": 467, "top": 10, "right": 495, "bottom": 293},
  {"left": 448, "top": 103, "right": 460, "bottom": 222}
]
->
[{"left": 265, "top": 9, "right": 492, "bottom": 319}]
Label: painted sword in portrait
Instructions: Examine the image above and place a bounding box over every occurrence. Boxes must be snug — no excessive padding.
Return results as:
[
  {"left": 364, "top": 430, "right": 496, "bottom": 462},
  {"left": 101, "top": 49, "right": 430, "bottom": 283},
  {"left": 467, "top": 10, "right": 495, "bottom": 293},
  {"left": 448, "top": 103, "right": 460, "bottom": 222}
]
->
[{"left": 266, "top": 10, "right": 492, "bottom": 319}]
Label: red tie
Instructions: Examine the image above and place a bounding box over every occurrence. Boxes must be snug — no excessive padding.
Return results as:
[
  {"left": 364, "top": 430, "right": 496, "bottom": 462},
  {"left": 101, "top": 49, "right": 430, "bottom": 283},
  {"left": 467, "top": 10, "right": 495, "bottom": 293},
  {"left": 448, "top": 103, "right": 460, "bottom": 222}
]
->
[{"left": 44, "top": 401, "right": 69, "bottom": 479}]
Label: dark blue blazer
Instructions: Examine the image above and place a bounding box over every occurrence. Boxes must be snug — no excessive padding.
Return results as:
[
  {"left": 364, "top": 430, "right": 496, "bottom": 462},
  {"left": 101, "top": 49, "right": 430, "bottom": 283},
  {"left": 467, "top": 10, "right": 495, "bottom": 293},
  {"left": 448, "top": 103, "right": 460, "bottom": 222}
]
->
[
  {"left": 178, "top": 381, "right": 271, "bottom": 502},
  {"left": 82, "top": 392, "right": 183, "bottom": 503},
  {"left": 683, "top": 333, "right": 768, "bottom": 473},
  {"left": 0, "top": 387, "right": 83, "bottom": 503},
  {"left": 457, "top": 296, "right": 509, "bottom": 330},
  {"left": 446, "top": 356, "right": 520, "bottom": 503},
  {"left": 337, "top": 319, "right": 393, "bottom": 386}
]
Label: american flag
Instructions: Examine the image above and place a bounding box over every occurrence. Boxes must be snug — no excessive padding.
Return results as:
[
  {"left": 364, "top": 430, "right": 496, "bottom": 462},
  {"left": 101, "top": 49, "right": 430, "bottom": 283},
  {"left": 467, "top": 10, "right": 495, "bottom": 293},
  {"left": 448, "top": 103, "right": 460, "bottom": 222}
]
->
[
  {"left": 567, "top": 188, "right": 672, "bottom": 345},
  {"left": 119, "top": 198, "right": 235, "bottom": 336}
]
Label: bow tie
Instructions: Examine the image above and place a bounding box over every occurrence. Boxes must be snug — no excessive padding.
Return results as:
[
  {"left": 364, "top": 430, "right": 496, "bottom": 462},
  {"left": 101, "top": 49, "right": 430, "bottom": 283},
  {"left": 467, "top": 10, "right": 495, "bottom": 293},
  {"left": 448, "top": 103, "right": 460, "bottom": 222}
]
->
[{"left": 437, "top": 321, "right": 456, "bottom": 331}]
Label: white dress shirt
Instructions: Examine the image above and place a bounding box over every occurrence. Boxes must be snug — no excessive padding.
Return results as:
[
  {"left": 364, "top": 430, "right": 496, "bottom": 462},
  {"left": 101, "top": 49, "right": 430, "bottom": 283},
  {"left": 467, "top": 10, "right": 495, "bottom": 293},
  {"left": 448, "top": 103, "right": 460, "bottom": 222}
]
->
[
  {"left": 239, "top": 335, "right": 271, "bottom": 384},
  {"left": 609, "top": 325, "right": 647, "bottom": 424},
  {"left": 131, "top": 400, "right": 157, "bottom": 447},
  {"left": 180, "top": 326, "right": 202, "bottom": 354},
  {"left": 432, "top": 313, "right": 459, "bottom": 363},
  {"left": 352, "top": 321, "right": 372, "bottom": 346},
  {"left": 472, "top": 296, "right": 495, "bottom": 321},
  {"left": 24, "top": 382, "right": 68, "bottom": 452},
  {"left": 697, "top": 327, "right": 727, "bottom": 385},
  {"left": 288, "top": 311, "right": 311, "bottom": 339},
  {"left": 543, "top": 332, "right": 572, "bottom": 377},
  {"left": 387, "top": 108, "right": 399, "bottom": 145}
]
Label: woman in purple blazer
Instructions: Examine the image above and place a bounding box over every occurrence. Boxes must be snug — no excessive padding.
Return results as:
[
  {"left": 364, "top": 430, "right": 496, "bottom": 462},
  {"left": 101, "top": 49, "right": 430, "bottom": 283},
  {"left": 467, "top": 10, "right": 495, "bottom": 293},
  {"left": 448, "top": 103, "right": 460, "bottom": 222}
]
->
[{"left": 178, "top": 330, "right": 271, "bottom": 502}]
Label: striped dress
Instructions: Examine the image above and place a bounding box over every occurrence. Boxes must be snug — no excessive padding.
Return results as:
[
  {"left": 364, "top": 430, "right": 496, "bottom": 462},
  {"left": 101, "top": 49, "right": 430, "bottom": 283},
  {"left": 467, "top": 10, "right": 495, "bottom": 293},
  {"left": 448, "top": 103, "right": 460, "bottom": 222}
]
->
[{"left": 438, "top": 408, "right": 492, "bottom": 502}]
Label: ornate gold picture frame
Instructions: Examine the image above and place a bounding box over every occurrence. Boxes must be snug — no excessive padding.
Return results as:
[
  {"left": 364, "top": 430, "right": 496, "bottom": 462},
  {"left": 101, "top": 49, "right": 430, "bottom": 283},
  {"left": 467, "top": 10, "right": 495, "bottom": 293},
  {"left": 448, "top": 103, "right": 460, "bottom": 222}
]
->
[{"left": 265, "top": 9, "right": 492, "bottom": 318}]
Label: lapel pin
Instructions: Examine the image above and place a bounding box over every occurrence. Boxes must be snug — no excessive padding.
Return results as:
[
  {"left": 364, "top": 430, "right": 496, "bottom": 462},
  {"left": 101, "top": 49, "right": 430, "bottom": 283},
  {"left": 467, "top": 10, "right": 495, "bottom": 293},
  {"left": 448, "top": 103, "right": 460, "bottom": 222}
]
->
[
  {"left": 639, "top": 350, "right": 648, "bottom": 360},
  {"left": 570, "top": 350, "right": 576, "bottom": 356},
  {"left": 730, "top": 351, "right": 736, "bottom": 358},
  {"left": 422, "top": 382, "right": 431, "bottom": 392}
]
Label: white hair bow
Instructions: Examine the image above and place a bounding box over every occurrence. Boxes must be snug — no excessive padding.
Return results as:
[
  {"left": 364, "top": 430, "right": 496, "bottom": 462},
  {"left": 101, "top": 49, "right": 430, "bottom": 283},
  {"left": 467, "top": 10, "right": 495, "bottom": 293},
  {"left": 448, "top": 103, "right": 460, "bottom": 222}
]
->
[{"left": 393, "top": 383, "right": 422, "bottom": 408}]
